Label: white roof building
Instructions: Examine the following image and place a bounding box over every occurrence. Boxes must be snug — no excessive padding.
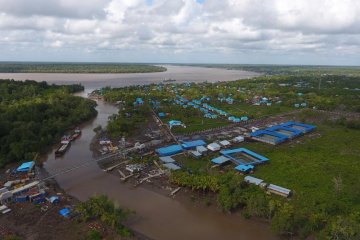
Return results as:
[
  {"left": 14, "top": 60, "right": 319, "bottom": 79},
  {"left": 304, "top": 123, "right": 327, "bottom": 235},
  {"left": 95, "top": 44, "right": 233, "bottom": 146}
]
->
[
  {"left": 219, "top": 140, "right": 231, "bottom": 147},
  {"left": 207, "top": 143, "right": 221, "bottom": 151}
]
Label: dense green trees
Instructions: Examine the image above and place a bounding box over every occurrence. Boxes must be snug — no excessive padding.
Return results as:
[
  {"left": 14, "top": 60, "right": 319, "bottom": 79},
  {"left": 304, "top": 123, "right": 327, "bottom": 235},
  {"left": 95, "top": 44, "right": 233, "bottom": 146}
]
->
[
  {"left": 170, "top": 171, "right": 220, "bottom": 192},
  {"left": 106, "top": 104, "right": 148, "bottom": 138},
  {"left": 76, "top": 195, "right": 130, "bottom": 236},
  {"left": 0, "top": 79, "right": 97, "bottom": 167},
  {"left": 0, "top": 63, "right": 166, "bottom": 73}
]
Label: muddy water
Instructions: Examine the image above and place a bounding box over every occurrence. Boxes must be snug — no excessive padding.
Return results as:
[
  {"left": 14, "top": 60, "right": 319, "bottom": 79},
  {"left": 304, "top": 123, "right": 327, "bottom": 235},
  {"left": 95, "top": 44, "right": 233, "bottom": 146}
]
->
[
  {"left": 25, "top": 66, "right": 276, "bottom": 240},
  {"left": 0, "top": 65, "right": 260, "bottom": 89}
]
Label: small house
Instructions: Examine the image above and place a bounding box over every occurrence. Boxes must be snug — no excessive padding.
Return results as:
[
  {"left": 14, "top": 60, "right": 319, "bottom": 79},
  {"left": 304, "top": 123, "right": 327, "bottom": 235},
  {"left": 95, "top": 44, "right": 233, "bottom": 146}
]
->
[
  {"left": 207, "top": 143, "right": 221, "bottom": 152},
  {"left": 159, "top": 156, "right": 175, "bottom": 163},
  {"left": 267, "top": 184, "right": 292, "bottom": 198},
  {"left": 211, "top": 156, "right": 231, "bottom": 165},
  {"left": 241, "top": 116, "right": 249, "bottom": 121},
  {"left": 196, "top": 145, "right": 208, "bottom": 155},
  {"left": 133, "top": 97, "right": 144, "bottom": 106},
  {"left": 233, "top": 136, "right": 244, "bottom": 143},
  {"left": 190, "top": 151, "right": 202, "bottom": 158},
  {"left": 48, "top": 196, "right": 60, "bottom": 204},
  {"left": 234, "top": 164, "right": 254, "bottom": 173},
  {"left": 219, "top": 140, "right": 231, "bottom": 148},
  {"left": 16, "top": 161, "right": 35, "bottom": 173},
  {"left": 244, "top": 176, "right": 264, "bottom": 186},
  {"left": 181, "top": 140, "right": 206, "bottom": 150}
]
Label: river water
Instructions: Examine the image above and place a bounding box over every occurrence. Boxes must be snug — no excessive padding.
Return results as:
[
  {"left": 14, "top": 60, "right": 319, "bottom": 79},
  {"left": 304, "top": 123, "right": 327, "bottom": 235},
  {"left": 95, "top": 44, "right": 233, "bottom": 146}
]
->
[
  {"left": 3, "top": 66, "right": 277, "bottom": 240},
  {"left": 0, "top": 65, "right": 260, "bottom": 89}
]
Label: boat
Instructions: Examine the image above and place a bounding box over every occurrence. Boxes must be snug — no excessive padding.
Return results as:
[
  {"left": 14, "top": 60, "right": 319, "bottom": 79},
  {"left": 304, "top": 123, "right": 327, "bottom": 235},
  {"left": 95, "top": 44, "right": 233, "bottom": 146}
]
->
[
  {"left": 71, "top": 129, "right": 82, "bottom": 141},
  {"left": 55, "top": 142, "right": 71, "bottom": 157},
  {"left": 61, "top": 135, "right": 72, "bottom": 144}
]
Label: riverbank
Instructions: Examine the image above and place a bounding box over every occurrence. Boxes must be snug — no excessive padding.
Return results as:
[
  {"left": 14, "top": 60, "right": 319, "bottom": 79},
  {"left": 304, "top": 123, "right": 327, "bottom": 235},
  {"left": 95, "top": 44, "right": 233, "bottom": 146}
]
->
[{"left": 0, "top": 166, "right": 135, "bottom": 240}]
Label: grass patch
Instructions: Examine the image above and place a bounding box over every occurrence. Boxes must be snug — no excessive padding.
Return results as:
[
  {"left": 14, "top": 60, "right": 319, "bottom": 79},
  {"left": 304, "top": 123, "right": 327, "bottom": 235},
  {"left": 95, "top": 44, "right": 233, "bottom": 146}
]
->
[{"left": 248, "top": 124, "right": 360, "bottom": 215}]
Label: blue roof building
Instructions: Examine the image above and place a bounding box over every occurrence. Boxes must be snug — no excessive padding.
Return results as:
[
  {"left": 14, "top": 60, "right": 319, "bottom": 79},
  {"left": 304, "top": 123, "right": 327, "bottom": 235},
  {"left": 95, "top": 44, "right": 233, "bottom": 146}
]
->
[
  {"left": 250, "top": 130, "right": 289, "bottom": 145},
  {"left": 181, "top": 140, "right": 206, "bottom": 150},
  {"left": 241, "top": 116, "right": 249, "bottom": 121},
  {"left": 156, "top": 145, "right": 183, "bottom": 156},
  {"left": 211, "top": 148, "right": 269, "bottom": 173},
  {"left": 221, "top": 148, "right": 269, "bottom": 166},
  {"left": 17, "top": 161, "right": 35, "bottom": 172},
  {"left": 168, "top": 120, "right": 185, "bottom": 129},
  {"left": 211, "top": 156, "right": 231, "bottom": 164},
  {"left": 266, "top": 125, "right": 303, "bottom": 138},
  {"left": 279, "top": 121, "right": 316, "bottom": 133},
  {"left": 59, "top": 208, "right": 71, "bottom": 218},
  {"left": 133, "top": 97, "right": 144, "bottom": 106},
  {"left": 235, "top": 164, "right": 254, "bottom": 173}
]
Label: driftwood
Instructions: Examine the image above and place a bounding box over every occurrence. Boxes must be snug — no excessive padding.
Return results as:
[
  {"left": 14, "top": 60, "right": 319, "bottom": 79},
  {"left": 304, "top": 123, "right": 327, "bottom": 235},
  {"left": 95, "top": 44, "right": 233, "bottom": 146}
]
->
[
  {"left": 134, "top": 171, "right": 164, "bottom": 187},
  {"left": 104, "top": 160, "right": 129, "bottom": 172},
  {"left": 170, "top": 187, "right": 181, "bottom": 197}
]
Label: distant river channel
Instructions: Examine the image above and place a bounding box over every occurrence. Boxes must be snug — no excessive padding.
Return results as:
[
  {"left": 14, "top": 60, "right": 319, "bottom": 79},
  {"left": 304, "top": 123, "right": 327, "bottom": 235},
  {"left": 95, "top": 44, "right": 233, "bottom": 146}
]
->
[{"left": 3, "top": 65, "right": 278, "bottom": 240}]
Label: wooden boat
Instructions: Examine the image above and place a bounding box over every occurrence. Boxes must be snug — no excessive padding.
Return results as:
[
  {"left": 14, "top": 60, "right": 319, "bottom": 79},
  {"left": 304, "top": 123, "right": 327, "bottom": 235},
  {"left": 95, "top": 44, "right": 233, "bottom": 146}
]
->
[
  {"left": 71, "top": 129, "right": 82, "bottom": 141},
  {"left": 55, "top": 142, "right": 71, "bottom": 157}
]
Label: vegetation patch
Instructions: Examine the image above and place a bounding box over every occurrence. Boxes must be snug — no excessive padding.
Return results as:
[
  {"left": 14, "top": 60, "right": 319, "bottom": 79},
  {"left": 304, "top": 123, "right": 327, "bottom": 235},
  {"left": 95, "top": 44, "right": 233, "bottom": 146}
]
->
[
  {"left": 0, "top": 79, "right": 97, "bottom": 167},
  {"left": 76, "top": 195, "right": 132, "bottom": 237}
]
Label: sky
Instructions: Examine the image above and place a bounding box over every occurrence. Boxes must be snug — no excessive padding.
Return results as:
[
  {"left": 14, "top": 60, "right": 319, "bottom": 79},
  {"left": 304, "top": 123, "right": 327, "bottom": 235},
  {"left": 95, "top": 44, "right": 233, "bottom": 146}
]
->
[{"left": 0, "top": 0, "right": 360, "bottom": 65}]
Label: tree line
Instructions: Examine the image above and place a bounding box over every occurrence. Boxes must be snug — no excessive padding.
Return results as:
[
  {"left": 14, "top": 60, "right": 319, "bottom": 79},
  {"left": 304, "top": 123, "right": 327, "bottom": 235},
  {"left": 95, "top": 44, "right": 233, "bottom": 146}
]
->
[
  {"left": 0, "top": 79, "right": 97, "bottom": 167},
  {"left": 0, "top": 63, "right": 166, "bottom": 73}
]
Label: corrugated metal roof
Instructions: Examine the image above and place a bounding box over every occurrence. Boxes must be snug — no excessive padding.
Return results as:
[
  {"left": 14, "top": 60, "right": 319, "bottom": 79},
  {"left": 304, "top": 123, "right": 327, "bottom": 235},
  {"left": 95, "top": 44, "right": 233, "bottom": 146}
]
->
[
  {"left": 190, "top": 151, "right": 202, "bottom": 157},
  {"left": 156, "top": 145, "right": 183, "bottom": 156},
  {"left": 219, "top": 140, "right": 231, "bottom": 146},
  {"left": 234, "top": 164, "right": 254, "bottom": 172},
  {"left": 196, "top": 146, "right": 208, "bottom": 152},
  {"left": 207, "top": 143, "right": 221, "bottom": 150},
  {"left": 267, "top": 184, "right": 291, "bottom": 195},
  {"left": 181, "top": 140, "right": 206, "bottom": 149},
  {"left": 221, "top": 148, "right": 269, "bottom": 162},
  {"left": 211, "top": 156, "right": 230, "bottom": 164},
  {"left": 16, "top": 161, "right": 35, "bottom": 172},
  {"left": 279, "top": 121, "right": 316, "bottom": 133},
  {"left": 244, "top": 176, "right": 264, "bottom": 185},
  {"left": 159, "top": 156, "right": 175, "bottom": 163},
  {"left": 11, "top": 181, "right": 39, "bottom": 195}
]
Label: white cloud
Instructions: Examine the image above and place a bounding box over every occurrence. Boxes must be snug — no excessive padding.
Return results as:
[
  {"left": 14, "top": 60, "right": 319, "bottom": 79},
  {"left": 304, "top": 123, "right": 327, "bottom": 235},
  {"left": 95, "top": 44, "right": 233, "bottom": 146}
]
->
[
  {"left": 50, "top": 40, "right": 63, "bottom": 48},
  {"left": 0, "top": 0, "right": 360, "bottom": 64}
]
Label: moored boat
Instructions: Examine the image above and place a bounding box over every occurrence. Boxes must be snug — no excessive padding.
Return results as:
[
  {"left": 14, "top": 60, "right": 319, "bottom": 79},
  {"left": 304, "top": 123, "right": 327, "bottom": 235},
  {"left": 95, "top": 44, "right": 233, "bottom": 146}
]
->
[
  {"left": 55, "top": 142, "right": 71, "bottom": 157},
  {"left": 71, "top": 128, "right": 82, "bottom": 141}
]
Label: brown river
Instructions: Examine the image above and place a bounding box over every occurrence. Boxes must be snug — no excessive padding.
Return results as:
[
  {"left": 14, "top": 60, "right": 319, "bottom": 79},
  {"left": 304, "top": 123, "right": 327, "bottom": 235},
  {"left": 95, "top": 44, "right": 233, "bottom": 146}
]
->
[{"left": 2, "top": 66, "right": 278, "bottom": 240}]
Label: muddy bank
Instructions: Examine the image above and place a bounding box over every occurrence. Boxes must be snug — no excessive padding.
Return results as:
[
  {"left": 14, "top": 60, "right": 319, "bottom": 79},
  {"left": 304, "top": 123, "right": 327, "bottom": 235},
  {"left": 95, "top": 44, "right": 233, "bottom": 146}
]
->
[{"left": 0, "top": 171, "right": 130, "bottom": 240}]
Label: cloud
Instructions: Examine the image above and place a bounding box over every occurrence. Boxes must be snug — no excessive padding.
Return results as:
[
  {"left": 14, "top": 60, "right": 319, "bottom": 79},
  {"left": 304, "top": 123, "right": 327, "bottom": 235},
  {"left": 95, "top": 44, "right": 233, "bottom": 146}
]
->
[{"left": 0, "top": 0, "right": 360, "bottom": 64}]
